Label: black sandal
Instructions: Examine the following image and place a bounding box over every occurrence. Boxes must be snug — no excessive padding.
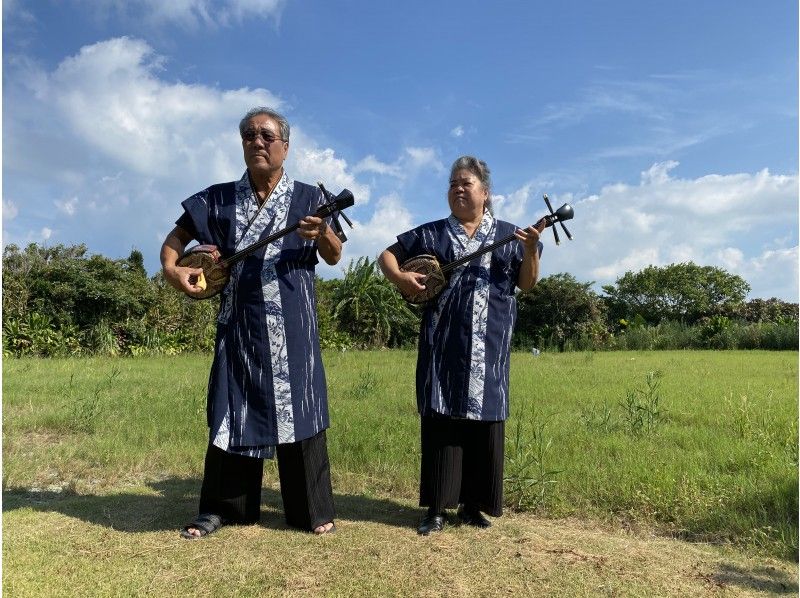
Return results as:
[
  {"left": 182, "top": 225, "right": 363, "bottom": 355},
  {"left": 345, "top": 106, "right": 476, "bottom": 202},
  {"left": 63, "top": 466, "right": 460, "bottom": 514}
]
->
[{"left": 180, "top": 513, "right": 223, "bottom": 539}]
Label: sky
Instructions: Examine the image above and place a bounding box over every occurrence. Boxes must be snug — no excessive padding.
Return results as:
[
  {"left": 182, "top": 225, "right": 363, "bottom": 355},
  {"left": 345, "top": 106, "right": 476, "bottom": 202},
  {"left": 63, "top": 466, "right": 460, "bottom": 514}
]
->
[{"left": 3, "top": 0, "right": 798, "bottom": 300}]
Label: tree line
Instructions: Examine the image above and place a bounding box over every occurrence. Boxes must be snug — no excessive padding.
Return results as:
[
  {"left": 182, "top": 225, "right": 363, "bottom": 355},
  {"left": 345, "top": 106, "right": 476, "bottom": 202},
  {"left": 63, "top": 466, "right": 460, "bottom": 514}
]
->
[{"left": 2, "top": 243, "right": 797, "bottom": 357}]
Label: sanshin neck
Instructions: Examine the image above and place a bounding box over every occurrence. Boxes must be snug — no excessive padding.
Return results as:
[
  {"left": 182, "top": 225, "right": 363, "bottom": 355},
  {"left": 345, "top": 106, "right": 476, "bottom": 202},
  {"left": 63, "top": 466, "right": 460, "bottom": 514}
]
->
[{"left": 439, "top": 232, "right": 518, "bottom": 275}]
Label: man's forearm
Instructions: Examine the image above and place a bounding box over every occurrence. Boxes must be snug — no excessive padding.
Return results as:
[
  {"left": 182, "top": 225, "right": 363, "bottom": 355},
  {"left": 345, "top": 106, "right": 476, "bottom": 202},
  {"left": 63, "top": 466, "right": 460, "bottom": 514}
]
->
[{"left": 317, "top": 225, "right": 342, "bottom": 265}]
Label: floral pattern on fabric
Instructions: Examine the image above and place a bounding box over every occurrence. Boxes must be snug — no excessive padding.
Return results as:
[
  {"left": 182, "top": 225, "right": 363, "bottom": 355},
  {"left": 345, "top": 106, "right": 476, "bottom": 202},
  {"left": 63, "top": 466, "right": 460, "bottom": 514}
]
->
[
  {"left": 396, "top": 213, "right": 527, "bottom": 422},
  {"left": 213, "top": 171, "right": 295, "bottom": 456},
  {"left": 437, "top": 213, "right": 495, "bottom": 419}
]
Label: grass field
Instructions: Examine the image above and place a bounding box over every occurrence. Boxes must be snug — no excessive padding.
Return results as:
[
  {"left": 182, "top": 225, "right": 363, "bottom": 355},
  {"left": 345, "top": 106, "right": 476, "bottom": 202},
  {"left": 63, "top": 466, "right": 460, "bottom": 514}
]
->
[{"left": 3, "top": 350, "right": 798, "bottom": 596}]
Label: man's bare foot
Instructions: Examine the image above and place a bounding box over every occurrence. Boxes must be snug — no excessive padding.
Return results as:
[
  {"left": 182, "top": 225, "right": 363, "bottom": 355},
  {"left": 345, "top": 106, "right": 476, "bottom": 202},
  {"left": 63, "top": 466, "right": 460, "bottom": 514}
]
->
[{"left": 313, "top": 521, "right": 335, "bottom": 534}]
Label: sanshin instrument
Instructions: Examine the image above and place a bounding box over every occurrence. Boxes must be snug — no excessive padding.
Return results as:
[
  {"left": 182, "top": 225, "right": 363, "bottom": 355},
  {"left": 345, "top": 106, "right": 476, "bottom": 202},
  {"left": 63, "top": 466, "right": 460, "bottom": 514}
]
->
[
  {"left": 399, "top": 196, "right": 574, "bottom": 306},
  {"left": 177, "top": 183, "right": 355, "bottom": 299}
]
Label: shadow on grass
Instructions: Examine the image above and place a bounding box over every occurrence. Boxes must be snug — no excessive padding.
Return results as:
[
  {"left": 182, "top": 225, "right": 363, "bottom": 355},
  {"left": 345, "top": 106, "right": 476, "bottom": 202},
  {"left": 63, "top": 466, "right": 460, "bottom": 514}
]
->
[
  {"left": 710, "top": 563, "right": 798, "bottom": 595},
  {"left": 673, "top": 476, "right": 799, "bottom": 563},
  {"left": 2, "top": 477, "right": 421, "bottom": 533}
]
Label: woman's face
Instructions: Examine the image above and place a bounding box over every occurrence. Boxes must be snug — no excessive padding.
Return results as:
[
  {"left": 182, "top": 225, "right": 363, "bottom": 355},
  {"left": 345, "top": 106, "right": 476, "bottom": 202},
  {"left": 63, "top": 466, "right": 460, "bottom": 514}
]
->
[{"left": 448, "top": 168, "right": 488, "bottom": 222}]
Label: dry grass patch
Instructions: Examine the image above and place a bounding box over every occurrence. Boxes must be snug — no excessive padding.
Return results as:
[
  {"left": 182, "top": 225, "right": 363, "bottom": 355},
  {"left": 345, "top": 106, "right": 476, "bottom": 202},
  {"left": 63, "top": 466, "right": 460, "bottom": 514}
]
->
[{"left": 4, "top": 487, "right": 796, "bottom": 597}]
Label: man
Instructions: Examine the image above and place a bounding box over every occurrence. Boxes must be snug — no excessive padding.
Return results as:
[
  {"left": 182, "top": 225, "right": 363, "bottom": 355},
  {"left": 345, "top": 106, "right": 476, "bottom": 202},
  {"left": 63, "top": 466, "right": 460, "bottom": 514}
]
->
[{"left": 161, "top": 107, "right": 341, "bottom": 537}]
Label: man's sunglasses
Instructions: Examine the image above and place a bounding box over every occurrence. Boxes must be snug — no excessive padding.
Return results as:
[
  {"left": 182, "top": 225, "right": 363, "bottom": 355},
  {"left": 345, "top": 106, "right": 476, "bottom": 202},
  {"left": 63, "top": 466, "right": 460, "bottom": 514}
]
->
[{"left": 242, "top": 130, "right": 286, "bottom": 144}]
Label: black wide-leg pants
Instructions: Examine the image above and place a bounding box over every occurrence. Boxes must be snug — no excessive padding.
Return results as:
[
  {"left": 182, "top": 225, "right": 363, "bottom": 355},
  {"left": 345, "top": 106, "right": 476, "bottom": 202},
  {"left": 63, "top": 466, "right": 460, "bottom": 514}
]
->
[
  {"left": 198, "top": 429, "right": 335, "bottom": 531},
  {"left": 419, "top": 414, "right": 505, "bottom": 517}
]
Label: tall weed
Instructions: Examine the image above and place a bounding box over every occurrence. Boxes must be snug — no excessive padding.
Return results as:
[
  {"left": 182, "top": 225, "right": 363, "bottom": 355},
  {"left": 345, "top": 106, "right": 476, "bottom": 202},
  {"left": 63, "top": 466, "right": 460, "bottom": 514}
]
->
[
  {"left": 349, "top": 367, "right": 379, "bottom": 400},
  {"left": 726, "top": 391, "right": 799, "bottom": 467},
  {"left": 579, "top": 401, "right": 617, "bottom": 433},
  {"left": 620, "top": 371, "right": 664, "bottom": 436},
  {"left": 61, "top": 365, "right": 121, "bottom": 432},
  {"left": 505, "top": 406, "right": 562, "bottom": 511}
]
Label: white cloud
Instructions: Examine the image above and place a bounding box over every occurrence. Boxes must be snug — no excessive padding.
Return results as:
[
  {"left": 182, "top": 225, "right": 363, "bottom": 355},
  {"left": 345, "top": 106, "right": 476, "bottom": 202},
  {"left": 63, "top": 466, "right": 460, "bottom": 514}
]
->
[
  {"left": 451, "top": 125, "right": 464, "bottom": 138},
  {"left": 405, "top": 147, "right": 445, "bottom": 173},
  {"left": 75, "top": 0, "right": 285, "bottom": 28},
  {"left": 318, "top": 194, "right": 415, "bottom": 278},
  {"left": 3, "top": 0, "right": 36, "bottom": 23},
  {"left": 738, "top": 247, "right": 799, "bottom": 300},
  {"left": 591, "top": 248, "right": 661, "bottom": 280},
  {"left": 534, "top": 80, "right": 665, "bottom": 129},
  {"left": 641, "top": 161, "right": 677, "bottom": 185},
  {"left": 3, "top": 200, "right": 19, "bottom": 221},
  {"left": 55, "top": 197, "right": 80, "bottom": 216},
  {"left": 518, "top": 75, "right": 744, "bottom": 161},
  {"left": 5, "top": 35, "right": 362, "bottom": 195},
  {"left": 4, "top": 36, "right": 796, "bottom": 304},
  {"left": 3, "top": 36, "right": 370, "bottom": 273},
  {"left": 45, "top": 37, "right": 281, "bottom": 179},
  {"left": 502, "top": 161, "right": 797, "bottom": 300},
  {"left": 353, "top": 155, "right": 403, "bottom": 178},
  {"left": 350, "top": 194, "right": 415, "bottom": 251},
  {"left": 224, "top": 0, "right": 284, "bottom": 21},
  {"left": 713, "top": 247, "right": 744, "bottom": 271},
  {"left": 288, "top": 131, "right": 371, "bottom": 205},
  {"left": 36, "top": 36, "right": 364, "bottom": 198},
  {"left": 350, "top": 147, "right": 445, "bottom": 182},
  {"left": 492, "top": 184, "right": 533, "bottom": 223}
]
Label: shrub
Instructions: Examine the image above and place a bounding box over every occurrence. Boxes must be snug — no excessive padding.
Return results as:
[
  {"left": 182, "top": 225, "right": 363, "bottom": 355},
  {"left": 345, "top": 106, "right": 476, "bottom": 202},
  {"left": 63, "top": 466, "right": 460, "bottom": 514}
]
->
[{"left": 2, "top": 312, "right": 82, "bottom": 357}]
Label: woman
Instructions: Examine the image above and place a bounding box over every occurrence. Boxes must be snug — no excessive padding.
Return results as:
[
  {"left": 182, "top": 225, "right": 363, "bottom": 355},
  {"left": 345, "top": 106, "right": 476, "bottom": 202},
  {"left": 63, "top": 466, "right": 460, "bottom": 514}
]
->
[{"left": 378, "top": 156, "right": 543, "bottom": 535}]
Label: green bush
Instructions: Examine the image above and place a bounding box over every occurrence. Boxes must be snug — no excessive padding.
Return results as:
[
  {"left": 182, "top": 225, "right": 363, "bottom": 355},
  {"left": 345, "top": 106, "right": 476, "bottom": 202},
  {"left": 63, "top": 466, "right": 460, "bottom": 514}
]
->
[
  {"left": 332, "top": 257, "right": 419, "bottom": 348},
  {"left": 2, "top": 312, "right": 82, "bottom": 357},
  {"left": 2, "top": 243, "right": 797, "bottom": 356}
]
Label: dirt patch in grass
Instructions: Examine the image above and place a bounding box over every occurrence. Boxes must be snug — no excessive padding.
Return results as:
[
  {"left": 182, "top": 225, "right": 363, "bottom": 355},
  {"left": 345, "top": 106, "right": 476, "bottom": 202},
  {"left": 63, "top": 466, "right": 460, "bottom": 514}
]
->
[{"left": 5, "top": 429, "right": 78, "bottom": 449}]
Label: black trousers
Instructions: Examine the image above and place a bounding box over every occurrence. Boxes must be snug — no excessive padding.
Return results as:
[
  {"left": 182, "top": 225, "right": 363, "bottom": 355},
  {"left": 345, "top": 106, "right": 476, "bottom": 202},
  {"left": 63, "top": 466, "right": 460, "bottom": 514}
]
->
[
  {"left": 198, "top": 429, "right": 335, "bottom": 531},
  {"left": 419, "top": 414, "right": 505, "bottom": 517}
]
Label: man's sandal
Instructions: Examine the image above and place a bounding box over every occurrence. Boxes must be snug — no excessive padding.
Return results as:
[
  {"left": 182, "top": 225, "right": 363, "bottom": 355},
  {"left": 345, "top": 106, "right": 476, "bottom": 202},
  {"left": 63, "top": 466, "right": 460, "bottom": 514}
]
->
[
  {"left": 313, "top": 522, "right": 336, "bottom": 535},
  {"left": 180, "top": 513, "right": 223, "bottom": 539}
]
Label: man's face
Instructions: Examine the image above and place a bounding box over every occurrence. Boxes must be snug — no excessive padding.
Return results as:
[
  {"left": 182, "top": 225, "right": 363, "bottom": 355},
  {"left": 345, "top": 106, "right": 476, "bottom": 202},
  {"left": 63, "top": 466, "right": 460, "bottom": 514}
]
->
[{"left": 241, "top": 114, "right": 289, "bottom": 176}]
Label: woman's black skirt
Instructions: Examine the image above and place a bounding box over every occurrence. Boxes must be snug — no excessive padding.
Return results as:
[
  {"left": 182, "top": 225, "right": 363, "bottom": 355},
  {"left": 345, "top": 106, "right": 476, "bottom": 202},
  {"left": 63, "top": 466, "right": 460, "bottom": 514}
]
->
[{"left": 419, "top": 414, "right": 504, "bottom": 516}]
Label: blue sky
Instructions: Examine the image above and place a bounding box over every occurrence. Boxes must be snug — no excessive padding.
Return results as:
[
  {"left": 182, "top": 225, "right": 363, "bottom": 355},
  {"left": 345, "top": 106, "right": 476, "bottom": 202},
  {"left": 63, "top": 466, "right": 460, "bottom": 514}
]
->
[{"left": 3, "top": 0, "right": 798, "bottom": 300}]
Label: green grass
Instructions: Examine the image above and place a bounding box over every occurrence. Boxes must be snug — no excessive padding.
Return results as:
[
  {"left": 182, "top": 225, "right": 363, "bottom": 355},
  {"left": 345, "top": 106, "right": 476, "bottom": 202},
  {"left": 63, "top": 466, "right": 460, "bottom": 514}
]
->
[
  {"left": 3, "top": 350, "right": 798, "bottom": 595},
  {"left": 506, "top": 350, "right": 798, "bottom": 558}
]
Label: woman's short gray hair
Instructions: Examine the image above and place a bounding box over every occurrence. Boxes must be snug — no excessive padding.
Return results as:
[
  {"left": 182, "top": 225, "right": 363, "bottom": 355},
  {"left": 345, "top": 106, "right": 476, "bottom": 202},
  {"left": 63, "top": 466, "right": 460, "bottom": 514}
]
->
[
  {"left": 239, "top": 107, "right": 290, "bottom": 141},
  {"left": 450, "top": 155, "right": 493, "bottom": 213}
]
